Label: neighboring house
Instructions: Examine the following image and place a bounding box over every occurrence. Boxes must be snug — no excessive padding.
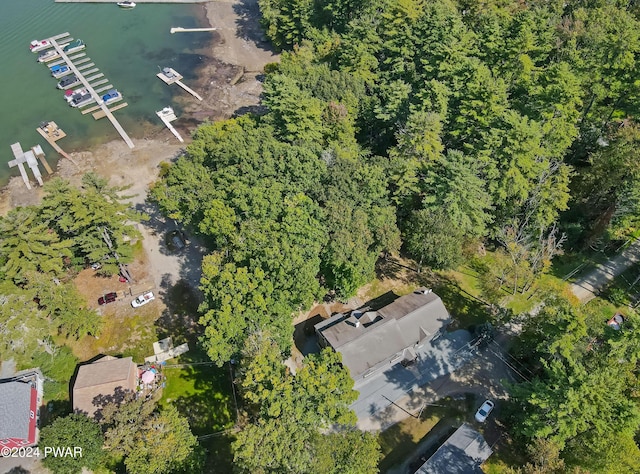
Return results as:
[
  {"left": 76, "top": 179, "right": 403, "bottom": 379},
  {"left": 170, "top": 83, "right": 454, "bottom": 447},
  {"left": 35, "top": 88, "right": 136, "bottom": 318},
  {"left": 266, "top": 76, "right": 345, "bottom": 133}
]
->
[
  {"left": 414, "top": 423, "right": 493, "bottom": 474},
  {"left": 0, "top": 369, "right": 44, "bottom": 450},
  {"left": 315, "top": 288, "right": 451, "bottom": 382},
  {"left": 72, "top": 356, "right": 137, "bottom": 418}
]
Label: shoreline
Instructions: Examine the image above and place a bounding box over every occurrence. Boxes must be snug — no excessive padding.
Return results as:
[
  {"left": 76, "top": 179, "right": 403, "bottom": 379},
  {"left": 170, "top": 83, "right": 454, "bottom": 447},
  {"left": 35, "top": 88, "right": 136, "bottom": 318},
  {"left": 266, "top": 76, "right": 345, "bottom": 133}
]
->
[{"left": 0, "top": 0, "right": 278, "bottom": 216}]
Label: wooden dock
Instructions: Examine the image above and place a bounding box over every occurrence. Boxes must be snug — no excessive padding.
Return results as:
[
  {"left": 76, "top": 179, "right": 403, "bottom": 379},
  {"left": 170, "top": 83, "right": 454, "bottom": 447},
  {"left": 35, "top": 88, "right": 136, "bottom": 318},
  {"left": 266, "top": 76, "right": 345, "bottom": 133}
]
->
[
  {"left": 156, "top": 67, "right": 203, "bottom": 101},
  {"left": 93, "top": 102, "right": 128, "bottom": 120},
  {"left": 9, "top": 143, "right": 32, "bottom": 189},
  {"left": 32, "top": 145, "right": 53, "bottom": 175},
  {"left": 9, "top": 143, "right": 45, "bottom": 189},
  {"left": 48, "top": 37, "right": 134, "bottom": 149},
  {"left": 156, "top": 107, "right": 184, "bottom": 143},
  {"left": 36, "top": 121, "right": 77, "bottom": 164}
]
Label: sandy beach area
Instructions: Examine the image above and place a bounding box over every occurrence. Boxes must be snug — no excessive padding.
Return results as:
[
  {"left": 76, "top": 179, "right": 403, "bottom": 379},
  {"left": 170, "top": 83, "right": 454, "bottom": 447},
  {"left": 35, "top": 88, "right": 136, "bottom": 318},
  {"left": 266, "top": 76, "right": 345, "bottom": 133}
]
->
[{"left": 0, "top": 0, "right": 277, "bottom": 215}]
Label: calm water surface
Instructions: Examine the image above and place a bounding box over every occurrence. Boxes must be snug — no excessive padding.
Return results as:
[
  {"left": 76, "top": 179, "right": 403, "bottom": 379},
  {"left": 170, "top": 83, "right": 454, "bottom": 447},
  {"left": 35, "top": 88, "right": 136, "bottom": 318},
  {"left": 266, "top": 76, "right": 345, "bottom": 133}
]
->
[{"left": 0, "top": 0, "right": 211, "bottom": 186}]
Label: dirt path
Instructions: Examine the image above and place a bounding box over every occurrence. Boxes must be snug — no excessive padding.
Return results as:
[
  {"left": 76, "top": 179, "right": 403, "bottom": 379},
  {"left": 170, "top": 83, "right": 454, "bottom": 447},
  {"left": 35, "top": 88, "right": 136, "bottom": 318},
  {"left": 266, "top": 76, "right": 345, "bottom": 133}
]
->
[{"left": 570, "top": 239, "right": 640, "bottom": 302}]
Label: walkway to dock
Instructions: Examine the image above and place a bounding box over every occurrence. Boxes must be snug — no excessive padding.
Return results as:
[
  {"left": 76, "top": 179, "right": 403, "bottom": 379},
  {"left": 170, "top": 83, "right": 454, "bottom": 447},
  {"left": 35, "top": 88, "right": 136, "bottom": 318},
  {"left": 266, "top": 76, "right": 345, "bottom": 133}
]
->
[
  {"left": 156, "top": 107, "right": 184, "bottom": 143},
  {"left": 49, "top": 38, "right": 134, "bottom": 149},
  {"left": 156, "top": 67, "right": 203, "bottom": 101}
]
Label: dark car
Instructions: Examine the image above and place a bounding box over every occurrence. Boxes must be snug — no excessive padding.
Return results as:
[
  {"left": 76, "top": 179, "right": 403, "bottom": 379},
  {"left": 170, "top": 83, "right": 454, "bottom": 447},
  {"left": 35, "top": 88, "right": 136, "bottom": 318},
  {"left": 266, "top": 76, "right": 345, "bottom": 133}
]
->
[
  {"left": 166, "top": 230, "right": 186, "bottom": 251},
  {"left": 98, "top": 292, "right": 118, "bottom": 305}
]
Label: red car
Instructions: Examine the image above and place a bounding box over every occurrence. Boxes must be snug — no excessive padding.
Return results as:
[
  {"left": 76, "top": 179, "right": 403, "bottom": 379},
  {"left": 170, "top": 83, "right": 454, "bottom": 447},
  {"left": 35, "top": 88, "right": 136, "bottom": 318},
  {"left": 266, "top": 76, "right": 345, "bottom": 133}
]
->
[{"left": 98, "top": 292, "right": 118, "bottom": 305}]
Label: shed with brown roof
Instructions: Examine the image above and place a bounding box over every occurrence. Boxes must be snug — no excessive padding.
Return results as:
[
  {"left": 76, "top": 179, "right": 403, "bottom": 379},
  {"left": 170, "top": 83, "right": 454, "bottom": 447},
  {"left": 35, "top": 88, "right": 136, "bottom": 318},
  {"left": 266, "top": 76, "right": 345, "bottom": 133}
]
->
[{"left": 72, "top": 356, "right": 137, "bottom": 418}]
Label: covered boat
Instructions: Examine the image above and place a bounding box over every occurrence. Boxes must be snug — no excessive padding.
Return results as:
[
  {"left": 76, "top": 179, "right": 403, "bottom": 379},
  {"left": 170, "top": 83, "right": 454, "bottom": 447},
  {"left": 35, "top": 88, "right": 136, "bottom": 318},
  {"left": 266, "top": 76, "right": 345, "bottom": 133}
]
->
[
  {"left": 69, "top": 91, "right": 94, "bottom": 108},
  {"left": 57, "top": 75, "right": 80, "bottom": 89},
  {"left": 101, "top": 89, "right": 121, "bottom": 105},
  {"left": 62, "top": 39, "right": 85, "bottom": 54},
  {"left": 51, "top": 64, "right": 72, "bottom": 78},
  {"left": 117, "top": 1, "right": 136, "bottom": 8},
  {"left": 65, "top": 87, "right": 88, "bottom": 103},
  {"left": 37, "top": 49, "right": 60, "bottom": 63}
]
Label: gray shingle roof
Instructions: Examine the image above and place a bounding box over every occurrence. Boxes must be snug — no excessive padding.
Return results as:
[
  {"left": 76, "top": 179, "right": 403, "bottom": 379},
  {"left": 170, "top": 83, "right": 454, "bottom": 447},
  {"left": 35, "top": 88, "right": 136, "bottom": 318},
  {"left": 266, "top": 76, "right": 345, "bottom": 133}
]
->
[
  {"left": 315, "top": 290, "right": 450, "bottom": 379},
  {"left": 414, "top": 423, "right": 493, "bottom": 474},
  {"left": 0, "top": 382, "right": 32, "bottom": 440}
]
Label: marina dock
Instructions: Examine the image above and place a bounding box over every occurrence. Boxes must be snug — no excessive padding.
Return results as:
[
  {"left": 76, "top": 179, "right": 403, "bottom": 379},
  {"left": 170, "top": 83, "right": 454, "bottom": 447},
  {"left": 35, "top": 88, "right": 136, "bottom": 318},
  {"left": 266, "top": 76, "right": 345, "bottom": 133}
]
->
[
  {"left": 156, "top": 67, "right": 203, "bottom": 101},
  {"left": 156, "top": 107, "right": 184, "bottom": 143},
  {"left": 47, "top": 37, "right": 134, "bottom": 149},
  {"left": 36, "top": 121, "right": 78, "bottom": 165}
]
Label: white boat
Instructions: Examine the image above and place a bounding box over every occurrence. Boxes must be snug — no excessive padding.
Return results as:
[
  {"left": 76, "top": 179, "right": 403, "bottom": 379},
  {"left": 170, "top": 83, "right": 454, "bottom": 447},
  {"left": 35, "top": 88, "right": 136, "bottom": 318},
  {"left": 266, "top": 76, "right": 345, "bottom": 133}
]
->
[
  {"left": 30, "top": 39, "right": 51, "bottom": 52},
  {"left": 37, "top": 50, "right": 60, "bottom": 63},
  {"left": 117, "top": 1, "right": 136, "bottom": 8}
]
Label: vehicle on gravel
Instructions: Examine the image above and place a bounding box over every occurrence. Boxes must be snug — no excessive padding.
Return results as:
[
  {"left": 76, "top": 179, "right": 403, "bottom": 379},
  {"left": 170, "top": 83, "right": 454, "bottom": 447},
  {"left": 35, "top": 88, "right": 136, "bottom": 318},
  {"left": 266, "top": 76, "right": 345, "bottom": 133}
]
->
[
  {"left": 131, "top": 291, "right": 154, "bottom": 308},
  {"left": 98, "top": 292, "right": 117, "bottom": 305},
  {"left": 475, "top": 400, "right": 495, "bottom": 423}
]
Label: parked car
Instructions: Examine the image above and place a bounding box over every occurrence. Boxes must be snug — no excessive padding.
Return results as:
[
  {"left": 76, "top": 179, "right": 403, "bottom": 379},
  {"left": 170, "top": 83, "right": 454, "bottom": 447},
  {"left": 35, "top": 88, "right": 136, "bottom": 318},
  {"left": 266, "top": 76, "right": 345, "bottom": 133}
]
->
[
  {"left": 91, "top": 263, "right": 102, "bottom": 270},
  {"left": 166, "top": 230, "right": 186, "bottom": 251},
  {"left": 475, "top": 400, "right": 495, "bottom": 423},
  {"left": 98, "top": 292, "right": 117, "bottom": 305},
  {"left": 131, "top": 291, "right": 155, "bottom": 308}
]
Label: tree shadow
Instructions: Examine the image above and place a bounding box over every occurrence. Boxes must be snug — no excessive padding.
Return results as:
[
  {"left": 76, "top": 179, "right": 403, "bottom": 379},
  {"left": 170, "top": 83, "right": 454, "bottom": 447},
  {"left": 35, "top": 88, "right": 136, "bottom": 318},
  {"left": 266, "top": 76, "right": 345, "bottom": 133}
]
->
[
  {"left": 155, "top": 279, "right": 202, "bottom": 345},
  {"left": 293, "top": 314, "right": 324, "bottom": 357},
  {"left": 232, "top": 0, "right": 276, "bottom": 53}
]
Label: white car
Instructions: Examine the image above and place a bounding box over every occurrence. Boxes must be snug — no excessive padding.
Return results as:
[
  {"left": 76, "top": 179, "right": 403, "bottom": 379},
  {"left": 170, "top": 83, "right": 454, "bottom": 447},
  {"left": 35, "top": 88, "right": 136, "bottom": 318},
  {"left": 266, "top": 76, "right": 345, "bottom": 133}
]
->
[
  {"left": 475, "top": 400, "right": 495, "bottom": 423},
  {"left": 131, "top": 291, "right": 155, "bottom": 308}
]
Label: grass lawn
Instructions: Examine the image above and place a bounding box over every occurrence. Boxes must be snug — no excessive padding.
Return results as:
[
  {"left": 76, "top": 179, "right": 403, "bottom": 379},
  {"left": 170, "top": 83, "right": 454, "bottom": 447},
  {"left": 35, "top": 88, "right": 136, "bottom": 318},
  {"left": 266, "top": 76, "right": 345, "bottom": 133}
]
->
[
  {"left": 378, "top": 396, "right": 470, "bottom": 473},
  {"left": 160, "top": 350, "right": 235, "bottom": 436}
]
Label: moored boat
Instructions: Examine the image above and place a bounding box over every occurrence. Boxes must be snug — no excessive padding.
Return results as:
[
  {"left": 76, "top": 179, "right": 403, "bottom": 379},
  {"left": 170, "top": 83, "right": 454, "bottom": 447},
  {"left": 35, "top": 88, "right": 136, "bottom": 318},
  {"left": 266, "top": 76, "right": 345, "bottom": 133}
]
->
[
  {"left": 62, "top": 39, "right": 85, "bottom": 54},
  {"left": 37, "top": 49, "right": 60, "bottom": 63},
  {"left": 51, "top": 64, "right": 72, "bottom": 78},
  {"left": 65, "top": 87, "right": 88, "bottom": 103},
  {"left": 69, "top": 91, "right": 94, "bottom": 108},
  {"left": 30, "top": 39, "right": 51, "bottom": 52},
  {"left": 57, "top": 75, "right": 80, "bottom": 90},
  {"left": 117, "top": 1, "right": 136, "bottom": 8},
  {"left": 101, "top": 89, "right": 122, "bottom": 105}
]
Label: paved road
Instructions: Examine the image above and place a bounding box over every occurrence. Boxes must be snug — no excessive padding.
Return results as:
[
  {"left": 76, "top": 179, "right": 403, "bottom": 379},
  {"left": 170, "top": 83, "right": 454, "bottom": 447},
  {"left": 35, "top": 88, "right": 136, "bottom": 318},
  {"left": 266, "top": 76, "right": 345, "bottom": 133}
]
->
[{"left": 570, "top": 239, "right": 640, "bottom": 303}]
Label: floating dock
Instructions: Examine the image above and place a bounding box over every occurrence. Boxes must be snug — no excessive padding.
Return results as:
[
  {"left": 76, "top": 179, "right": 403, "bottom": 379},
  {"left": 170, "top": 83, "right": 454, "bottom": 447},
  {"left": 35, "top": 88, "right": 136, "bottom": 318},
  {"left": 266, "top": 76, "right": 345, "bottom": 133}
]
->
[
  {"left": 170, "top": 27, "right": 217, "bottom": 34},
  {"left": 36, "top": 121, "right": 77, "bottom": 165},
  {"left": 156, "top": 107, "right": 184, "bottom": 143},
  {"left": 9, "top": 143, "right": 45, "bottom": 189},
  {"left": 46, "top": 37, "right": 134, "bottom": 149},
  {"left": 156, "top": 67, "right": 203, "bottom": 101}
]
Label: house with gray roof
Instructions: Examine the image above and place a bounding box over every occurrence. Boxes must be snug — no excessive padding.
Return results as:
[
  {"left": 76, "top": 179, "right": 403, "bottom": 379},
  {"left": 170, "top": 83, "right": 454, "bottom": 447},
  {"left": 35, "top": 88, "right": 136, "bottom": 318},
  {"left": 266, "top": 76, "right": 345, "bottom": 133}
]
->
[
  {"left": 73, "top": 356, "right": 138, "bottom": 418},
  {"left": 315, "top": 288, "right": 451, "bottom": 382},
  {"left": 414, "top": 423, "right": 493, "bottom": 473},
  {"left": 0, "top": 370, "right": 44, "bottom": 450}
]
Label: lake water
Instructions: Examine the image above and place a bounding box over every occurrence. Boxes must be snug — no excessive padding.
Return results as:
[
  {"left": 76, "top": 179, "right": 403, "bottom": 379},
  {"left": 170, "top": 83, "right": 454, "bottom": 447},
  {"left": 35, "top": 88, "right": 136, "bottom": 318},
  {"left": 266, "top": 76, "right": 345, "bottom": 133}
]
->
[{"left": 0, "top": 0, "right": 212, "bottom": 186}]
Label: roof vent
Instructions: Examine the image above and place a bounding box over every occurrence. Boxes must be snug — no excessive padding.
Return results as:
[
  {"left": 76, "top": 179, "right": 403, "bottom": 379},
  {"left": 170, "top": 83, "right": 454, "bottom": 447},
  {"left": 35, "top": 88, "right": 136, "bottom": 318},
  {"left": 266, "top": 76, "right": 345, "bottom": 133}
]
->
[{"left": 355, "top": 320, "right": 361, "bottom": 328}]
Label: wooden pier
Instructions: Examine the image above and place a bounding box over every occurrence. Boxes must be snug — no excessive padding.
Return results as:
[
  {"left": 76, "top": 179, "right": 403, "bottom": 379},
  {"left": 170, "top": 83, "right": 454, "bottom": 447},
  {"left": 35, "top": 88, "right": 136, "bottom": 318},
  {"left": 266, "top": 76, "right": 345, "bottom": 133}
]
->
[
  {"left": 48, "top": 37, "right": 134, "bottom": 149},
  {"left": 156, "top": 107, "right": 184, "bottom": 143},
  {"left": 32, "top": 145, "right": 54, "bottom": 175},
  {"left": 156, "top": 67, "right": 203, "bottom": 101},
  {"left": 36, "top": 121, "right": 77, "bottom": 165}
]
